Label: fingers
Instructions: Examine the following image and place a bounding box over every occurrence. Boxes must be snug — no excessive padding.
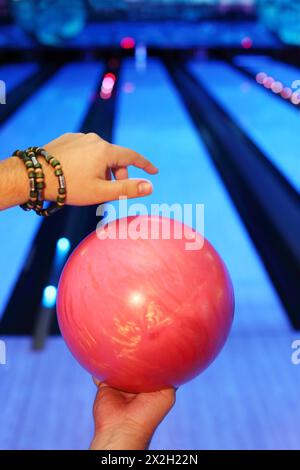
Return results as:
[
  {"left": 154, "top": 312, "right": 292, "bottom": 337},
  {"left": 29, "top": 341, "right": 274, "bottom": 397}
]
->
[
  {"left": 93, "top": 377, "right": 101, "bottom": 387},
  {"left": 113, "top": 167, "right": 129, "bottom": 180},
  {"left": 92, "top": 378, "right": 114, "bottom": 391},
  {"left": 98, "top": 179, "right": 153, "bottom": 201},
  {"left": 109, "top": 145, "right": 159, "bottom": 175}
]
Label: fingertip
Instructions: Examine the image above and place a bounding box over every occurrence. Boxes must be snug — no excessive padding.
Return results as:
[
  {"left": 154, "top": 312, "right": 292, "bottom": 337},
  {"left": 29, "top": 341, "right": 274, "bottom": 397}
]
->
[
  {"left": 138, "top": 181, "right": 153, "bottom": 196},
  {"left": 145, "top": 164, "right": 159, "bottom": 175}
]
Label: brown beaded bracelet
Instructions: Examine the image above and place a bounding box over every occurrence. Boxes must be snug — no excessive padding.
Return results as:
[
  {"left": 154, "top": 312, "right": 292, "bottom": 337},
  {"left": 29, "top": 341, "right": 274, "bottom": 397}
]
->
[
  {"left": 28, "top": 147, "right": 67, "bottom": 217},
  {"left": 13, "top": 150, "right": 38, "bottom": 212},
  {"left": 25, "top": 149, "right": 45, "bottom": 213}
]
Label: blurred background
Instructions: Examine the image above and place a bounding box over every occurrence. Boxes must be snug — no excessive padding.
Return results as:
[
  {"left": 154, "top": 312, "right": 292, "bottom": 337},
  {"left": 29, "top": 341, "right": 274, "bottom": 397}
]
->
[{"left": 0, "top": 0, "right": 300, "bottom": 450}]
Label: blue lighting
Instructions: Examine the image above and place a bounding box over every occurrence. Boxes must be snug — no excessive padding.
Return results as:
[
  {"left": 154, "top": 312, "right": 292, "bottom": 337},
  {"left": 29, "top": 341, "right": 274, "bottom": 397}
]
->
[
  {"left": 42, "top": 285, "right": 57, "bottom": 309},
  {"left": 56, "top": 237, "right": 71, "bottom": 254}
]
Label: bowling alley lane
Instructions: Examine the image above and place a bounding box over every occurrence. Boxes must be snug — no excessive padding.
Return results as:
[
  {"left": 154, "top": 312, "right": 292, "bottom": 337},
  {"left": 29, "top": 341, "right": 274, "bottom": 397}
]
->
[
  {"left": 113, "top": 59, "right": 300, "bottom": 449},
  {"left": 0, "top": 62, "right": 103, "bottom": 319},
  {"left": 113, "top": 58, "right": 289, "bottom": 334},
  {"left": 1, "top": 57, "right": 299, "bottom": 451},
  {"left": 1, "top": 331, "right": 300, "bottom": 450},
  {"left": 188, "top": 60, "right": 300, "bottom": 193},
  {"left": 0, "top": 63, "right": 38, "bottom": 94},
  {"left": 0, "top": 0, "right": 300, "bottom": 454},
  {"left": 233, "top": 54, "right": 300, "bottom": 87}
]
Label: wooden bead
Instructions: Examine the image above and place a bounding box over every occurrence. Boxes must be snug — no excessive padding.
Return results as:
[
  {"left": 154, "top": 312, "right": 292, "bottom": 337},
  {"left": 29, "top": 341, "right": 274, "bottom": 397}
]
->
[{"left": 59, "top": 175, "right": 66, "bottom": 188}]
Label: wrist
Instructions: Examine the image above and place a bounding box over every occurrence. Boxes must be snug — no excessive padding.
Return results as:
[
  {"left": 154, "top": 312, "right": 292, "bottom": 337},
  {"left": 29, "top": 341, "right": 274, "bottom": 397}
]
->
[
  {"left": 90, "top": 425, "right": 151, "bottom": 451},
  {"left": 37, "top": 155, "right": 58, "bottom": 202}
]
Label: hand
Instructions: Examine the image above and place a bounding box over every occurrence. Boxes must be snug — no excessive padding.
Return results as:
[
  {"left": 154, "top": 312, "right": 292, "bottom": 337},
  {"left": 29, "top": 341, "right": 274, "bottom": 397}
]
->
[
  {"left": 42, "top": 132, "right": 158, "bottom": 205},
  {"left": 90, "top": 380, "right": 176, "bottom": 450}
]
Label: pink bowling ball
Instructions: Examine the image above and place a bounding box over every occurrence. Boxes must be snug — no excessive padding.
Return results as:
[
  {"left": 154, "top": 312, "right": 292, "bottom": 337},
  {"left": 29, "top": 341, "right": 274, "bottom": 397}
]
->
[{"left": 57, "top": 215, "right": 234, "bottom": 393}]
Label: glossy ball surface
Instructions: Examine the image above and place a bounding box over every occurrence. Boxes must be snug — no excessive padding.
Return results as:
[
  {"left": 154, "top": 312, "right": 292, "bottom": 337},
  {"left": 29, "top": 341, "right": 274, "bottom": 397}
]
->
[{"left": 57, "top": 216, "right": 234, "bottom": 392}]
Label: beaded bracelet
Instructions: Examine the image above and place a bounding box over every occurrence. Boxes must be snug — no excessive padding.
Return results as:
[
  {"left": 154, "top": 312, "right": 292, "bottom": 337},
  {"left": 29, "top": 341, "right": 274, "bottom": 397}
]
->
[
  {"left": 13, "top": 150, "right": 38, "bottom": 212},
  {"left": 28, "top": 147, "right": 67, "bottom": 217},
  {"left": 25, "top": 148, "right": 45, "bottom": 213}
]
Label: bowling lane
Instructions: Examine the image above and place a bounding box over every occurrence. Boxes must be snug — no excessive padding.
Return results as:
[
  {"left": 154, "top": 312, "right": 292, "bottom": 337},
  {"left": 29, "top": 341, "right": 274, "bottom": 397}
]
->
[
  {"left": 112, "top": 59, "right": 300, "bottom": 450},
  {"left": 233, "top": 55, "right": 300, "bottom": 88},
  {"left": 188, "top": 60, "right": 300, "bottom": 193},
  {"left": 0, "top": 62, "right": 38, "bottom": 94},
  {"left": 0, "top": 337, "right": 94, "bottom": 450},
  {"left": 113, "top": 58, "right": 289, "bottom": 334},
  {"left": 0, "top": 62, "right": 103, "bottom": 319},
  {"left": 0, "top": 58, "right": 298, "bottom": 451},
  {"left": 110, "top": 60, "right": 300, "bottom": 449}
]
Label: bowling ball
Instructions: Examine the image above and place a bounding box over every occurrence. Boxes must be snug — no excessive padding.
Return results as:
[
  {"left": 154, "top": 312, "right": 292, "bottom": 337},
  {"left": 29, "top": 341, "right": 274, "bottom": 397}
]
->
[{"left": 57, "top": 216, "right": 234, "bottom": 393}]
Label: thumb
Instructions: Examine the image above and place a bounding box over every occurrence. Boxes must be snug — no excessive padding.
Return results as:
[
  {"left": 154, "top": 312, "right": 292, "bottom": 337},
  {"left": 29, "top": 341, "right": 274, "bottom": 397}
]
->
[{"left": 100, "top": 179, "right": 153, "bottom": 201}]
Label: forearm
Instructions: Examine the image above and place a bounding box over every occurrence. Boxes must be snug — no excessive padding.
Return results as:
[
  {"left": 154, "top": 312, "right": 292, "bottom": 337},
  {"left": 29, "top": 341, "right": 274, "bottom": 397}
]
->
[{"left": 0, "top": 157, "right": 28, "bottom": 210}]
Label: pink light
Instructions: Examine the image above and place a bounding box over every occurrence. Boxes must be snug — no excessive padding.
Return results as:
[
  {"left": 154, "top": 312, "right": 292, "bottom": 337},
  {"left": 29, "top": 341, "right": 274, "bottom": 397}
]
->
[
  {"left": 100, "top": 90, "right": 112, "bottom": 100},
  {"left": 256, "top": 72, "right": 267, "bottom": 84},
  {"left": 271, "top": 81, "right": 283, "bottom": 94},
  {"left": 123, "top": 82, "right": 135, "bottom": 94},
  {"left": 121, "top": 37, "right": 135, "bottom": 50},
  {"left": 99, "top": 72, "right": 116, "bottom": 99},
  {"left": 255, "top": 71, "right": 297, "bottom": 103},
  {"left": 281, "top": 87, "right": 292, "bottom": 100},
  {"left": 104, "top": 73, "right": 116, "bottom": 81},
  {"left": 263, "top": 76, "right": 275, "bottom": 89},
  {"left": 291, "top": 91, "right": 300, "bottom": 105},
  {"left": 102, "top": 76, "right": 115, "bottom": 92},
  {"left": 241, "top": 37, "right": 253, "bottom": 49}
]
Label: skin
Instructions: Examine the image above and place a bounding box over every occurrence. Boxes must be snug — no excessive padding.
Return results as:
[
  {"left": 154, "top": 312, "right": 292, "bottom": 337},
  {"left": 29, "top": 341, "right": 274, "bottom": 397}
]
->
[
  {"left": 91, "top": 380, "right": 176, "bottom": 450},
  {"left": 0, "top": 132, "right": 176, "bottom": 449}
]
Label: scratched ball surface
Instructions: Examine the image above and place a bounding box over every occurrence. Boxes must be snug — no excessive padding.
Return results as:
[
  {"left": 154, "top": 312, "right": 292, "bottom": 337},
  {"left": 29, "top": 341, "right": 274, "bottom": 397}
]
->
[{"left": 57, "top": 216, "right": 234, "bottom": 393}]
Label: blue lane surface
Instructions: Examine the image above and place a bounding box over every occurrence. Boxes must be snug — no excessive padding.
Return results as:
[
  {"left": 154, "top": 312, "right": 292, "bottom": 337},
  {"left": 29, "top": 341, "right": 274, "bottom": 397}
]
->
[
  {"left": 188, "top": 60, "right": 300, "bottom": 193},
  {"left": 114, "top": 59, "right": 289, "bottom": 335},
  {"left": 0, "top": 62, "right": 103, "bottom": 319},
  {"left": 0, "top": 59, "right": 298, "bottom": 451},
  {"left": 112, "top": 59, "right": 296, "bottom": 450},
  {"left": 0, "top": 63, "right": 38, "bottom": 94},
  {"left": 233, "top": 55, "right": 300, "bottom": 89}
]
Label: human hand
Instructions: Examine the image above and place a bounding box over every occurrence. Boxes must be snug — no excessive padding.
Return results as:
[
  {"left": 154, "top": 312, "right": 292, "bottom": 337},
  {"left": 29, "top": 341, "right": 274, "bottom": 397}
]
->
[
  {"left": 42, "top": 132, "right": 158, "bottom": 205},
  {"left": 90, "top": 380, "right": 176, "bottom": 450}
]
